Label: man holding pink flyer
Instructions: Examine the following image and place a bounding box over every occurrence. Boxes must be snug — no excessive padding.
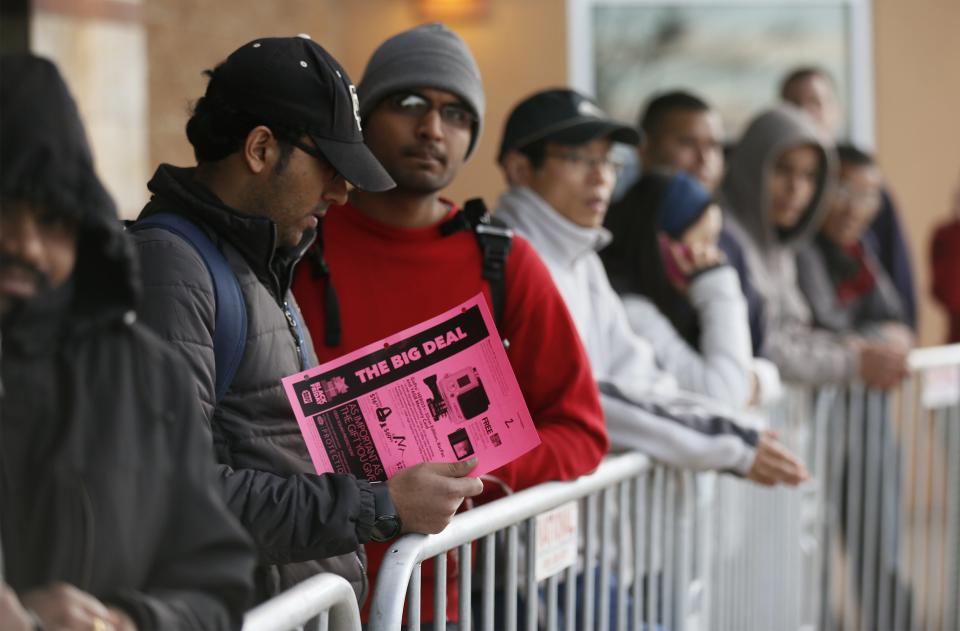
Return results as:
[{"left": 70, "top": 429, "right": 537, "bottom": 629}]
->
[
  {"left": 129, "top": 36, "right": 483, "bottom": 607},
  {"left": 292, "top": 23, "right": 608, "bottom": 626}
]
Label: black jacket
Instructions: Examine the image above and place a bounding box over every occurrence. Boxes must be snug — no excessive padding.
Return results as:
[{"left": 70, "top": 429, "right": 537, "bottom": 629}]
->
[
  {"left": 0, "top": 54, "right": 255, "bottom": 629},
  {"left": 130, "top": 165, "right": 375, "bottom": 602}
]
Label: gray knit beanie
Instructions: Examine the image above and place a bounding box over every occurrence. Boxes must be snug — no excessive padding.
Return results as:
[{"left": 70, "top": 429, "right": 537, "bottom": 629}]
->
[{"left": 357, "top": 23, "right": 485, "bottom": 158}]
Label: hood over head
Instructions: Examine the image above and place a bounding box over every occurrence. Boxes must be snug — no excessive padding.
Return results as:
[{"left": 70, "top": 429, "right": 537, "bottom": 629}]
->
[
  {"left": 1, "top": 54, "right": 137, "bottom": 326},
  {"left": 720, "top": 104, "right": 836, "bottom": 253}
]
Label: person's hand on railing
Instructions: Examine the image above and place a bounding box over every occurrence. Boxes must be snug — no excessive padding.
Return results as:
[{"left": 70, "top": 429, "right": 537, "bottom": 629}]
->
[
  {"left": 856, "top": 340, "right": 909, "bottom": 390},
  {"left": 18, "top": 582, "right": 137, "bottom": 631},
  {"left": 388, "top": 458, "right": 485, "bottom": 535},
  {"left": 745, "top": 431, "right": 810, "bottom": 486}
]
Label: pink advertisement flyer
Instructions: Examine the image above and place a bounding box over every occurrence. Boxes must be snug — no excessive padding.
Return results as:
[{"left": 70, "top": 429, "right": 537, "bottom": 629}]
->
[{"left": 282, "top": 293, "right": 541, "bottom": 482}]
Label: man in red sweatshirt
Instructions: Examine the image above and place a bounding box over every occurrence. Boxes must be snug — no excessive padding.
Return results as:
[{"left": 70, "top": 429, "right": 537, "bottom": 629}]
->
[{"left": 292, "top": 23, "right": 608, "bottom": 626}]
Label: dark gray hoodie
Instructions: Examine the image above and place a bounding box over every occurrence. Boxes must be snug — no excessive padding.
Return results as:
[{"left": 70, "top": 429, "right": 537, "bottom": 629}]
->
[{"left": 720, "top": 105, "right": 854, "bottom": 385}]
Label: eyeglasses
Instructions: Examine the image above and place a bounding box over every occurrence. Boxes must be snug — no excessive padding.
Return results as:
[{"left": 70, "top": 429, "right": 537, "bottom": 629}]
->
[
  {"left": 291, "top": 138, "right": 326, "bottom": 162},
  {"left": 289, "top": 138, "right": 346, "bottom": 184},
  {"left": 386, "top": 92, "right": 477, "bottom": 130},
  {"left": 545, "top": 149, "right": 625, "bottom": 175}
]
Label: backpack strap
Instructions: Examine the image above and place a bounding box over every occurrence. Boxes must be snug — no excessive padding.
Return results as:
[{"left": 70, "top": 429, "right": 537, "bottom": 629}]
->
[
  {"left": 128, "top": 213, "right": 247, "bottom": 403},
  {"left": 307, "top": 218, "right": 342, "bottom": 348},
  {"left": 312, "top": 200, "right": 513, "bottom": 348},
  {"left": 442, "top": 198, "right": 514, "bottom": 330}
]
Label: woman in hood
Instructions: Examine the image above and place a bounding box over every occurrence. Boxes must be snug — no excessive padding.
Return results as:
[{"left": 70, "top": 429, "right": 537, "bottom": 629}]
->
[
  {"left": 602, "top": 170, "right": 782, "bottom": 408},
  {"left": 720, "top": 105, "right": 905, "bottom": 388}
]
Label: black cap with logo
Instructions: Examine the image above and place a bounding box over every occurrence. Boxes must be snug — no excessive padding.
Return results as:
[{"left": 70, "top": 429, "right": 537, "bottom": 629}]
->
[
  {"left": 498, "top": 88, "right": 641, "bottom": 161},
  {"left": 208, "top": 36, "right": 395, "bottom": 192}
]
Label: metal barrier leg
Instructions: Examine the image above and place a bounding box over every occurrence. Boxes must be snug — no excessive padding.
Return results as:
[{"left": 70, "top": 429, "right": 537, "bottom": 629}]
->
[
  {"left": 410, "top": 563, "right": 422, "bottom": 631},
  {"left": 910, "top": 380, "right": 929, "bottom": 631},
  {"left": 876, "top": 391, "right": 895, "bottom": 631},
  {"left": 633, "top": 474, "right": 645, "bottom": 631},
  {"left": 506, "top": 525, "right": 518, "bottom": 631},
  {"left": 564, "top": 561, "right": 576, "bottom": 631},
  {"left": 459, "top": 543, "right": 472, "bottom": 631},
  {"left": 647, "top": 468, "right": 664, "bottom": 629},
  {"left": 663, "top": 471, "right": 677, "bottom": 631},
  {"left": 600, "top": 488, "right": 612, "bottom": 631},
  {"left": 845, "top": 385, "right": 865, "bottom": 631},
  {"left": 860, "top": 389, "right": 883, "bottom": 631},
  {"left": 585, "top": 493, "right": 598, "bottom": 631},
  {"left": 546, "top": 573, "right": 559, "bottom": 631},
  {"left": 525, "top": 519, "right": 537, "bottom": 631},
  {"left": 927, "top": 408, "right": 947, "bottom": 631},
  {"left": 893, "top": 376, "right": 916, "bottom": 631},
  {"left": 434, "top": 553, "right": 447, "bottom": 630},
  {"left": 945, "top": 403, "right": 960, "bottom": 631},
  {"left": 482, "top": 534, "right": 495, "bottom": 631},
  {"left": 616, "top": 481, "right": 629, "bottom": 631}
]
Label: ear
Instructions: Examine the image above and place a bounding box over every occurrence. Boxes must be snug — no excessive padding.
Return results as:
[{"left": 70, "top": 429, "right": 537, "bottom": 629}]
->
[
  {"left": 501, "top": 150, "right": 534, "bottom": 187},
  {"left": 241, "top": 126, "right": 276, "bottom": 175}
]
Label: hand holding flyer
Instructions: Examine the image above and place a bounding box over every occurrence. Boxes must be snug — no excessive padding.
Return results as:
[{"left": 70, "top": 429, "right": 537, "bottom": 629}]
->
[{"left": 282, "top": 294, "right": 541, "bottom": 481}]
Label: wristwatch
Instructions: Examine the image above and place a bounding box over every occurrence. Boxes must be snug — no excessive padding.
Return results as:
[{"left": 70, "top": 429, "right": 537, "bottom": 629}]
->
[{"left": 369, "top": 481, "right": 403, "bottom": 542}]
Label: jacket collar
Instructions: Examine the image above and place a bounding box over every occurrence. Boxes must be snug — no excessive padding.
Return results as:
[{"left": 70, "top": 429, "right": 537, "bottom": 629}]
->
[
  {"left": 495, "top": 186, "right": 611, "bottom": 267},
  {"left": 141, "top": 165, "right": 314, "bottom": 296}
]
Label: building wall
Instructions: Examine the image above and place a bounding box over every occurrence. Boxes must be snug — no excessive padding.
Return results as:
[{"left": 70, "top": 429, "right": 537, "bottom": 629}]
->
[
  {"left": 872, "top": 0, "right": 960, "bottom": 346},
  {"left": 139, "top": 0, "right": 957, "bottom": 345},
  {"left": 145, "top": 0, "right": 339, "bottom": 178},
  {"left": 31, "top": 0, "right": 149, "bottom": 219}
]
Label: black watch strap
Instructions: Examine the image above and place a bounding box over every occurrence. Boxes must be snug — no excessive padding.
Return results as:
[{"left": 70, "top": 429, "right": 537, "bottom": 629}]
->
[{"left": 370, "top": 482, "right": 402, "bottom": 542}]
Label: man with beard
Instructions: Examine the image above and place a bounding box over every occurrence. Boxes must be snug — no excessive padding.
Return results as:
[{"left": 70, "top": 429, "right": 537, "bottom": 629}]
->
[
  {"left": 130, "top": 36, "right": 483, "bottom": 606},
  {"left": 0, "top": 54, "right": 255, "bottom": 631},
  {"left": 292, "top": 24, "right": 608, "bottom": 626}
]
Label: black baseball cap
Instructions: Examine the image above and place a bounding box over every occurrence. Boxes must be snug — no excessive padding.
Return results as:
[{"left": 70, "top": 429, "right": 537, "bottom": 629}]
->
[
  {"left": 208, "top": 36, "right": 395, "bottom": 192},
  {"left": 498, "top": 88, "right": 641, "bottom": 161}
]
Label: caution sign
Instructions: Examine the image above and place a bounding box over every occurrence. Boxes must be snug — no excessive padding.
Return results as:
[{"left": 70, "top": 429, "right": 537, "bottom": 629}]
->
[{"left": 534, "top": 501, "right": 579, "bottom": 581}]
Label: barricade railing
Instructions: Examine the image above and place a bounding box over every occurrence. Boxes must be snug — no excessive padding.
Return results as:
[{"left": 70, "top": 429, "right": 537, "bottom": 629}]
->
[
  {"left": 242, "top": 572, "right": 362, "bottom": 631},
  {"left": 816, "top": 343, "right": 960, "bottom": 631},
  {"left": 250, "top": 344, "right": 960, "bottom": 631},
  {"left": 368, "top": 452, "right": 703, "bottom": 631},
  {"left": 705, "top": 386, "right": 821, "bottom": 631}
]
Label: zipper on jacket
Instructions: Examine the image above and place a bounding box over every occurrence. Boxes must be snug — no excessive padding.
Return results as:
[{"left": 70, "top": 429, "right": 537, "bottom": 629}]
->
[
  {"left": 282, "top": 301, "right": 308, "bottom": 370},
  {"left": 356, "top": 552, "right": 368, "bottom": 605}
]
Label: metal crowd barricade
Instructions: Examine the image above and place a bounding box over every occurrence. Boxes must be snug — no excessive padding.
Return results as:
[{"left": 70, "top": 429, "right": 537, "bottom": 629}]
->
[
  {"left": 242, "top": 572, "right": 362, "bottom": 631},
  {"left": 251, "top": 345, "right": 959, "bottom": 631},
  {"left": 368, "top": 452, "right": 702, "bottom": 631},
  {"left": 816, "top": 343, "right": 960, "bottom": 631},
  {"left": 704, "top": 386, "right": 821, "bottom": 631}
]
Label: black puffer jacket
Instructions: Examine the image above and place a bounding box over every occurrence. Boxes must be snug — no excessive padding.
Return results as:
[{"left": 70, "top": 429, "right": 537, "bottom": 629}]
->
[
  {"left": 130, "top": 165, "right": 375, "bottom": 602},
  {"left": 0, "top": 54, "right": 255, "bottom": 629}
]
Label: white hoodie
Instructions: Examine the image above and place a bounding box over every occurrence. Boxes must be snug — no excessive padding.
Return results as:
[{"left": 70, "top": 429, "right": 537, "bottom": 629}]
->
[{"left": 497, "top": 186, "right": 758, "bottom": 475}]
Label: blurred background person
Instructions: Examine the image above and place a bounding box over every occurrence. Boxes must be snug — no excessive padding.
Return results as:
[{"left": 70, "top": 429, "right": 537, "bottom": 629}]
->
[
  {"left": 721, "top": 105, "right": 906, "bottom": 390},
  {"left": 603, "top": 170, "right": 782, "bottom": 407},
  {"left": 797, "top": 144, "right": 912, "bottom": 349},
  {"left": 930, "top": 173, "right": 960, "bottom": 343},
  {"left": 781, "top": 66, "right": 917, "bottom": 331},
  {"left": 633, "top": 91, "right": 767, "bottom": 355}
]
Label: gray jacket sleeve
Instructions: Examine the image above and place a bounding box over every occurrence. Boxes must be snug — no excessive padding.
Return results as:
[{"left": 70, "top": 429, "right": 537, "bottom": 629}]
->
[
  {"left": 132, "top": 229, "right": 375, "bottom": 564},
  {"left": 759, "top": 250, "right": 859, "bottom": 386},
  {"left": 622, "top": 266, "right": 754, "bottom": 408},
  {"left": 599, "top": 382, "right": 758, "bottom": 475}
]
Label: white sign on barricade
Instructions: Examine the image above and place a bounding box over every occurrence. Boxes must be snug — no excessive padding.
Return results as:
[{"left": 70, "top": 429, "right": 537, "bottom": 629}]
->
[
  {"left": 534, "top": 500, "right": 579, "bottom": 582},
  {"left": 921, "top": 364, "right": 960, "bottom": 409}
]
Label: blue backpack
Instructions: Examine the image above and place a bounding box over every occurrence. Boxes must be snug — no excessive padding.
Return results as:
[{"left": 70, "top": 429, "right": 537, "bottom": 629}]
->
[{"left": 129, "top": 213, "right": 247, "bottom": 402}]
